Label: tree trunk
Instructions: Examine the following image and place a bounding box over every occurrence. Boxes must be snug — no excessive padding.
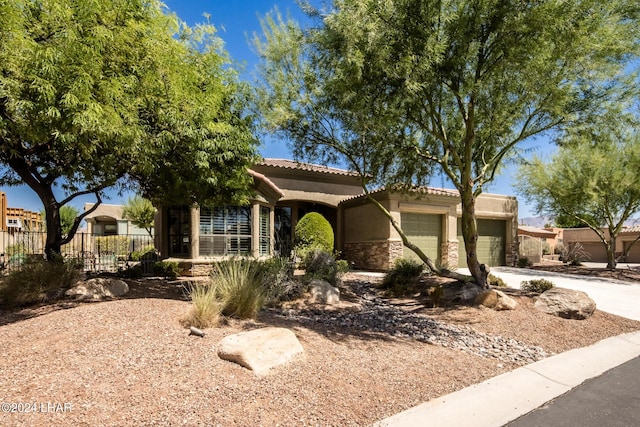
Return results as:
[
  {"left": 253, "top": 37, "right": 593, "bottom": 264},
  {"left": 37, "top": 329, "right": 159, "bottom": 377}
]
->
[
  {"left": 459, "top": 187, "right": 489, "bottom": 288},
  {"left": 43, "top": 196, "right": 64, "bottom": 261},
  {"left": 606, "top": 237, "right": 617, "bottom": 270}
]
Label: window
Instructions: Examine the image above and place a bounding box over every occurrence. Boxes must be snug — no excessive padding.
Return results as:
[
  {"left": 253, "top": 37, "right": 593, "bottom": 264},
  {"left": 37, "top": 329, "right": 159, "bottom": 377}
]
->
[
  {"left": 259, "top": 206, "right": 270, "bottom": 256},
  {"left": 200, "top": 206, "right": 251, "bottom": 256}
]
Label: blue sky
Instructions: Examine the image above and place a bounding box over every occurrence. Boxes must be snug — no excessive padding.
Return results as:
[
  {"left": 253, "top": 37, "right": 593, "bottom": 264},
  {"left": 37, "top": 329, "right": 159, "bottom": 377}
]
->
[{"left": 2, "top": 0, "right": 548, "bottom": 218}]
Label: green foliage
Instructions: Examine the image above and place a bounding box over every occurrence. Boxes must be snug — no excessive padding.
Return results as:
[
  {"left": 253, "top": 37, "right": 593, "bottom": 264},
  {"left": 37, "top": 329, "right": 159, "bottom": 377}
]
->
[
  {"left": 183, "top": 282, "right": 224, "bottom": 329},
  {"left": 294, "top": 212, "right": 334, "bottom": 256},
  {"left": 119, "top": 264, "right": 143, "bottom": 279},
  {"left": 521, "top": 279, "right": 555, "bottom": 294},
  {"left": 153, "top": 261, "right": 181, "bottom": 279},
  {"left": 380, "top": 258, "right": 424, "bottom": 296},
  {"left": 254, "top": 0, "right": 639, "bottom": 285},
  {"left": 129, "top": 246, "right": 157, "bottom": 261},
  {"left": 488, "top": 274, "right": 507, "bottom": 288},
  {"left": 0, "top": 257, "right": 80, "bottom": 307},
  {"left": 518, "top": 257, "right": 533, "bottom": 268},
  {"left": 122, "top": 196, "right": 156, "bottom": 237},
  {"left": 40, "top": 206, "right": 79, "bottom": 235},
  {"left": 6, "top": 243, "right": 27, "bottom": 258},
  {"left": 255, "top": 257, "right": 302, "bottom": 305},
  {"left": 210, "top": 259, "right": 265, "bottom": 319},
  {"left": 96, "top": 236, "right": 129, "bottom": 257},
  {"left": 302, "top": 249, "right": 345, "bottom": 286},
  {"left": 517, "top": 110, "right": 640, "bottom": 269},
  {"left": 0, "top": 0, "right": 258, "bottom": 258}
]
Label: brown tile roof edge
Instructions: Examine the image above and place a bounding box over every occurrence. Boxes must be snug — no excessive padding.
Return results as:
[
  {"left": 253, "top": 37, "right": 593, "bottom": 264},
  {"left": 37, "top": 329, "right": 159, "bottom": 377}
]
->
[
  {"left": 339, "top": 186, "right": 460, "bottom": 203},
  {"left": 622, "top": 225, "right": 640, "bottom": 233},
  {"left": 518, "top": 225, "right": 558, "bottom": 237},
  {"left": 257, "top": 158, "right": 361, "bottom": 177},
  {"left": 247, "top": 169, "right": 285, "bottom": 198}
]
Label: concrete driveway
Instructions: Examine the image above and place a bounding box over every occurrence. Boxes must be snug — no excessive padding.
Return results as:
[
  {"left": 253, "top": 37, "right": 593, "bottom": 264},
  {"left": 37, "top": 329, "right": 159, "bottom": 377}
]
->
[{"left": 488, "top": 265, "right": 640, "bottom": 321}]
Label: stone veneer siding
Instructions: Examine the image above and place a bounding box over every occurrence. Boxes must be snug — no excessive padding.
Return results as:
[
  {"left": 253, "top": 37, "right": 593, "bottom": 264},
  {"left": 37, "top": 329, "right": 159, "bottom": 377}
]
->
[
  {"left": 342, "top": 240, "right": 404, "bottom": 271},
  {"left": 441, "top": 240, "right": 459, "bottom": 269},
  {"left": 506, "top": 242, "right": 519, "bottom": 267}
]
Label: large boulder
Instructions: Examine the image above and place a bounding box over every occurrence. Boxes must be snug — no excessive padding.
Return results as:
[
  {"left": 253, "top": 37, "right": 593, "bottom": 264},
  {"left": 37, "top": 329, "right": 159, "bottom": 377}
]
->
[
  {"left": 65, "top": 278, "right": 129, "bottom": 301},
  {"left": 217, "top": 327, "right": 305, "bottom": 376},
  {"left": 309, "top": 279, "right": 340, "bottom": 305},
  {"left": 475, "top": 289, "right": 518, "bottom": 311},
  {"left": 534, "top": 287, "right": 596, "bottom": 320},
  {"left": 440, "top": 281, "right": 483, "bottom": 305}
]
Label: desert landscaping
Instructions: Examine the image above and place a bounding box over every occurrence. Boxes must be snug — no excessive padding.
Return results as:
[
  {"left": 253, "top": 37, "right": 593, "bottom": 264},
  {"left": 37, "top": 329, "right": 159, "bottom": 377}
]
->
[{"left": 1, "top": 265, "right": 639, "bottom": 426}]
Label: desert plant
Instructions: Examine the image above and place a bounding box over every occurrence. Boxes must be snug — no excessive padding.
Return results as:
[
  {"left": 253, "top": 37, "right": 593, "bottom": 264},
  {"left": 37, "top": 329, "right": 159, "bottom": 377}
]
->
[
  {"left": 562, "top": 243, "right": 590, "bottom": 266},
  {"left": 521, "top": 279, "right": 555, "bottom": 293},
  {"left": 302, "top": 249, "right": 343, "bottom": 286},
  {"left": 294, "top": 212, "right": 334, "bottom": 260},
  {"left": 129, "top": 246, "right": 157, "bottom": 261},
  {"left": 0, "top": 257, "right": 80, "bottom": 307},
  {"left": 554, "top": 242, "right": 565, "bottom": 255},
  {"left": 256, "top": 257, "right": 302, "bottom": 305},
  {"left": 518, "top": 256, "right": 533, "bottom": 268},
  {"left": 153, "top": 261, "right": 180, "bottom": 279},
  {"left": 380, "top": 258, "right": 425, "bottom": 296},
  {"left": 211, "top": 259, "right": 265, "bottom": 319},
  {"left": 183, "top": 282, "right": 224, "bottom": 328},
  {"left": 488, "top": 274, "right": 507, "bottom": 288}
]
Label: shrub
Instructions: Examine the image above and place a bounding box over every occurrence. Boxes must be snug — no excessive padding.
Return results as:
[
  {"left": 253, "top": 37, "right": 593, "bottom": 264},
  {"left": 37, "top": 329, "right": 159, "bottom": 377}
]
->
[
  {"left": 302, "top": 249, "right": 344, "bottom": 286},
  {"left": 0, "top": 257, "right": 80, "bottom": 307},
  {"left": 153, "top": 261, "right": 180, "bottom": 279},
  {"left": 182, "top": 282, "right": 224, "bottom": 328},
  {"left": 96, "top": 236, "right": 130, "bottom": 257},
  {"left": 521, "top": 279, "right": 555, "bottom": 293},
  {"left": 518, "top": 256, "right": 533, "bottom": 268},
  {"left": 119, "top": 264, "right": 143, "bottom": 279},
  {"left": 294, "top": 212, "right": 334, "bottom": 259},
  {"left": 554, "top": 242, "right": 564, "bottom": 255},
  {"left": 488, "top": 273, "right": 507, "bottom": 288},
  {"left": 211, "top": 259, "right": 265, "bottom": 319},
  {"left": 130, "top": 246, "right": 157, "bottom": 261},
  {"left": 255, "top": 257, "right": 302, "bottom": 305},
  {"left": 380, "top": 258, "right": 424, "bottom": 296},
  {"left": 562, "top": 243, "right": 590, "bottom": 266}
]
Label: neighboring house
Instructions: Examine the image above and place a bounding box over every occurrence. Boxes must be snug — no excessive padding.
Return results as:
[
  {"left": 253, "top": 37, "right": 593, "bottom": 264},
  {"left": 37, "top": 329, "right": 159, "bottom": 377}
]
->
[
  {"left": 155, "top": 159, "right": 519, "bottom": 273},
  {"left": 563, "top": 226, "right": 640, "bottom": 263},
  {"left": 518, "top": 225, "right": 559, "bottom": 263},
  {"left": 83, "top": 203, "right": 153, "bottom": 236},
  {"left": 0, "top": 191, "right": 44, "bottom": 232}
]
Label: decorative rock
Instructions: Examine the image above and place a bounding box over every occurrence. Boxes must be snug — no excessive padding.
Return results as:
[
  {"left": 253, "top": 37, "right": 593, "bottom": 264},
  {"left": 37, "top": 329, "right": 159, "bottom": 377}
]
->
[
  {"left": 217, "top": 327, "right": 305, "bottom": 376},
  {"left": 475, "top": 290, "right": 518, "bottom": 311},
  {"left": 309, "top": 279, "right": 340, "bottom": 305},
  {"left": 534, "top": 287, "right": 596, "bottom": 320},
  {"left": 65, "top": 278, "right": 129, "bottom": 301},
  {"left": 441, "top": 281, "right": 483, "bottom": 305}
]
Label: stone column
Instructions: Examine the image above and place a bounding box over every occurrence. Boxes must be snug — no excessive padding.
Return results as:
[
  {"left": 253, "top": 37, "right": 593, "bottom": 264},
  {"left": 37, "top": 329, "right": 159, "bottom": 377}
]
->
[
  {"left": 190, "top": 205, "right": 199, "bottom": 259},
  {"left": 251, "top": 202, "right": 260, "bottom": 257}
]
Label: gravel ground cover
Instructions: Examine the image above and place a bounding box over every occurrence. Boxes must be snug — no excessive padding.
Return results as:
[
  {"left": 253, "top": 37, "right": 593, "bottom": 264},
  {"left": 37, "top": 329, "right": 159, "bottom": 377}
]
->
[{"left": 1, "top": 268, "right": 638, "bottom": 426}]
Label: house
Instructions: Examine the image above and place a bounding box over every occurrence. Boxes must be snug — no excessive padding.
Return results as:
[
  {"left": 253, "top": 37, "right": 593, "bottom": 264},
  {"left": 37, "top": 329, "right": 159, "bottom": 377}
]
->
[
  {"left": 518, "top": 225, "right": 560, "bottom": 263},
  {"left": 155, "top": 159, "right": 519, "bottom": 274},
  {"left": 0, "top": 191, "right": 44, "bottom": 232},
  {"left": 563, "top": 226, "right": 640, "bottom": 263},
  {"left": 83, "top": 203, "right": 153, "bottom": 237}
]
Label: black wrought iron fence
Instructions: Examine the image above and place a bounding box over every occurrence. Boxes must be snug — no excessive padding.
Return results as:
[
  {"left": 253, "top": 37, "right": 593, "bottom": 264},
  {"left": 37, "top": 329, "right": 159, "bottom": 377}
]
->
[{"left": 0, "top": 231, "right": 156, "bottom": 274}]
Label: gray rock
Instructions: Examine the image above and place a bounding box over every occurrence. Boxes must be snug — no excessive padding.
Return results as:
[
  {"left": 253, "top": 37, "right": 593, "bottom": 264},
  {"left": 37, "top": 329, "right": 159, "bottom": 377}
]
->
[
  {"left": 217, "top": 327, "right": 305, "bottom": 376},
  {"left": 534, "top": 287, "right": 596, "bottom": 320},
  {"left": 441, "top": 281, "right": 483, "bottom": 305},
  {"left": 309, "top": 279, "right": 340, "bottom": 305},
  {"left": 65, "top": 278, "right": 129, "bottom": 301}
]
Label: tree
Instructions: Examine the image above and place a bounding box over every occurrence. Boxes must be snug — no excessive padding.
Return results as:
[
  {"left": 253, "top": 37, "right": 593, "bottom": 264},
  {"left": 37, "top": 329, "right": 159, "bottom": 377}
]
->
[
  {"left": 122, "top": 196, "right": 156, "bottom": 238},
  {"left": 517, "top": 112, "right": 640, "bottom": 269},
  {"left": 0, "top": 0, "right": 258, "bottom": 260},
  {"left": 254, "top": 1, "right": 639, "bottom": 286},
  {"left": 40, "top": 205, "right": 79, "bottom": 236}
]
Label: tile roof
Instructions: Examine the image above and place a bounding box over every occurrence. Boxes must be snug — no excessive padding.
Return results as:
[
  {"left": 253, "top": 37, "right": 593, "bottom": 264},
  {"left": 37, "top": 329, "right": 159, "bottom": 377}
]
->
[
  {"left": 258, "top": 158, "right": 361, "bottom": 177},
  {"left": 623, "top": 225, "right": 640, "bottom": 233},
  {"left": 340, "top": 185, "right": 460, "bottom": 203}
]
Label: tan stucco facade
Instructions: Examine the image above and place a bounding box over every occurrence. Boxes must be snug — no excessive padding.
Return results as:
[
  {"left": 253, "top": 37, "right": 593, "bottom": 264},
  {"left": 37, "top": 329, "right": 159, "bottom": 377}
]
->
[
  {"left": 562, "top": 227, "right": 640, "bottom": 263},
  {"left": 156, "top": 159, "right": 519, "bottom": 273}
]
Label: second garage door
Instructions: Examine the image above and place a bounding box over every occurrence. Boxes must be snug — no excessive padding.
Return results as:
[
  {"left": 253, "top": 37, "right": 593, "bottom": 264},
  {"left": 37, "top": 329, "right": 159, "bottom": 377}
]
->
[
  {"left": 458, "top": 218, "right": 506, "bottom": 267},
  {"left": 401, "top": 213, "right": 442, "bottom": 262}
]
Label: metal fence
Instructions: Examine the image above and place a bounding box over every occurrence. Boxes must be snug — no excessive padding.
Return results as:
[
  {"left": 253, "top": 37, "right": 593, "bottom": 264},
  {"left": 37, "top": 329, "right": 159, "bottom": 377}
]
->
[{"left": 0, "top": 231, "right": 156, "bottom": 274}]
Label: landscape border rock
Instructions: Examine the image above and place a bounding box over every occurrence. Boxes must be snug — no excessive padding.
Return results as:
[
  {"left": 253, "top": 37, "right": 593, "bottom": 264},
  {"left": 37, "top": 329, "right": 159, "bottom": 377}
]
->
[
  {"left": 534, "top": 287, "right": 596, "bottom": 320},
  {"left": 217, "top": 327, "right": 305, "bottom": 376},
  {"left": 475, "top": 289, "right": 518, "bottom": 311},
  {"left": 65, "top": 278, "right": 129, "bottom": 301}
]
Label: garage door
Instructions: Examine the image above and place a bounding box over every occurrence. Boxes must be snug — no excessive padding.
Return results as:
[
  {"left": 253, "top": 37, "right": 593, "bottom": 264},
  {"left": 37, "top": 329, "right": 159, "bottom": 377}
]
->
[
  {"left": 580, "top": 242, "right": 607, "bottom": 263},
  {"left": 401, "top": 213, "right": 441, "bottom": 261},
  {"left": 458, "top": 218, "right": 506, "bottom": 267},
  {"left": 624, "top": 241, "right": 640, "bottom": 263}
]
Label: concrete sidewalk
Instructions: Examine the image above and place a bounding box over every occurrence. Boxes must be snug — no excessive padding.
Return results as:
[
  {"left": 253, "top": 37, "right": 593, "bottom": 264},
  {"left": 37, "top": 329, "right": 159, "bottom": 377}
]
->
[{"left": 374, "top": 331, "right": 640, "bottom": 427}]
